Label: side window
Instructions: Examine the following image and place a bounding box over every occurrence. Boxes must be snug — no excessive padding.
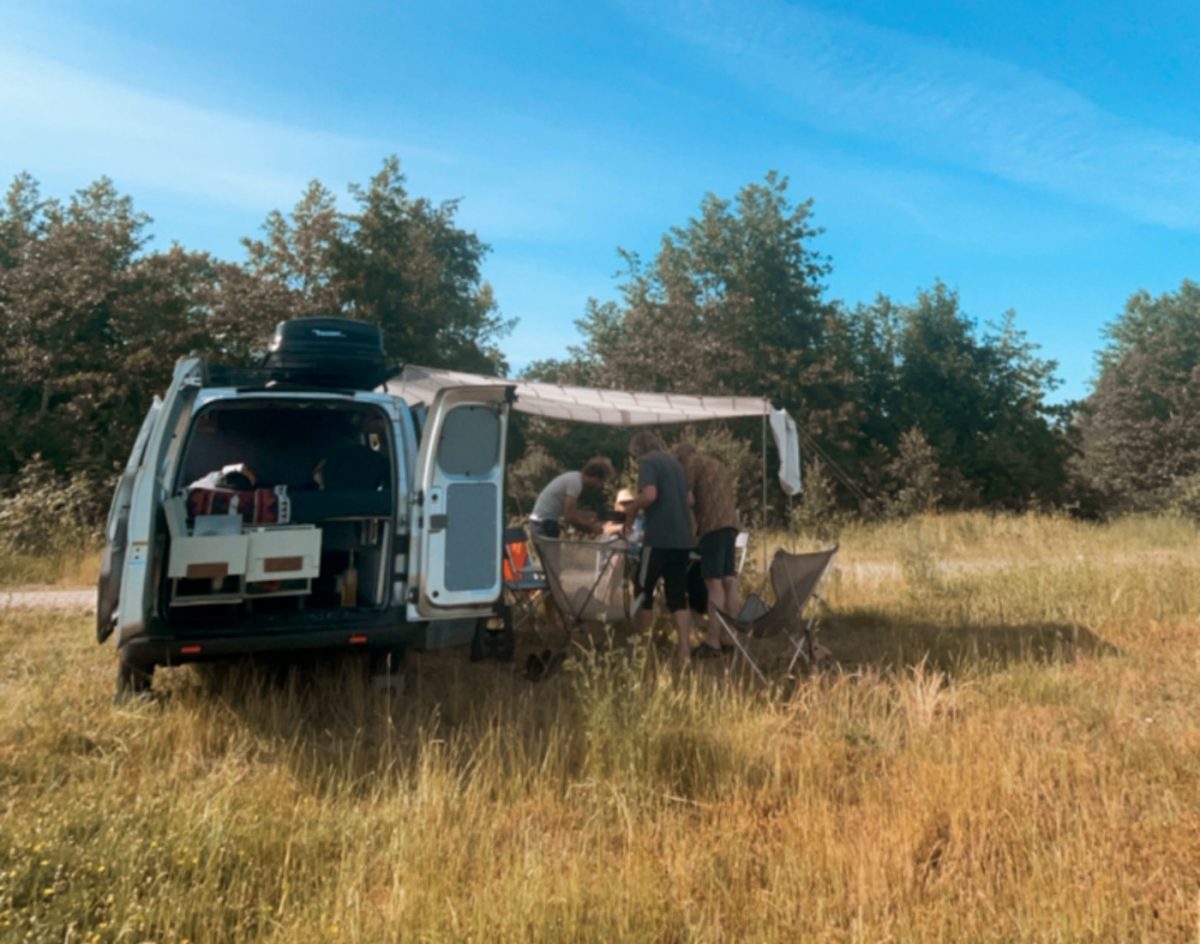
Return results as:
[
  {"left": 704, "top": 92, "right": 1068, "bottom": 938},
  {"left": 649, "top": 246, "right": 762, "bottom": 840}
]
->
[{"left": 437, "top": 405, "right": 500, "bottom": 477}]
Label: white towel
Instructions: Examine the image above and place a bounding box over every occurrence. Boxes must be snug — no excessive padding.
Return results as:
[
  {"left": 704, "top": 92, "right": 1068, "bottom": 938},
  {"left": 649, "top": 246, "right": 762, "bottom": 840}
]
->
[{"left": 769, "top": 409, "right": 802, "bottom": 496}]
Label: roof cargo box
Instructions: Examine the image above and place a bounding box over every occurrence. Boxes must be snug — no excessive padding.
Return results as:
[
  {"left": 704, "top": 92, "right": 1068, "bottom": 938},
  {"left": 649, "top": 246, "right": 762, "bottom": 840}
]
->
[{"left": 264, "top": 317, "right": 392, "bottom": 389}]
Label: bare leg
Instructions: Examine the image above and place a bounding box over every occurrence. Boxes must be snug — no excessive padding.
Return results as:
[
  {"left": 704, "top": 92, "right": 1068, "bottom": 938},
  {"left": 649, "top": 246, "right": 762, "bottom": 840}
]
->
[
  {"left": 722, "top": 576, "right": 741, "bottom": 621},
  {"left": 704, "top": 578, "right": 726, "bottom": 649},
  {"left": 671, "top": 608, "right": 694, "bottom": 666}
]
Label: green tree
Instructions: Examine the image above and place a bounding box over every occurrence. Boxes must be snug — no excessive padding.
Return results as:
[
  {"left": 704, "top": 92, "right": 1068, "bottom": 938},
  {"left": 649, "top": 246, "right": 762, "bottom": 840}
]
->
[
  {"left": 0, "top": 174, "right": 215, "bottom": 484},
  {"left": 1076, "top": 280, "right": 1200, "bottom": 513},
  {"left": 566, "top": 173, "right": 840, "bottom": 415},
  {"left": 527, "top": 173, "right": 859, "bottom": 512},
  {"left": 334, "top": 156, "right": 511, "bottom": 373},
  {"left": 884, "top": 426, "right": 943, "bottom": 518},
  {"left": 854, "top": 284, "right": 1070, "bottom": 513},
  {"left": 214, "top": 159, "right": 515, "bottom": 372}
]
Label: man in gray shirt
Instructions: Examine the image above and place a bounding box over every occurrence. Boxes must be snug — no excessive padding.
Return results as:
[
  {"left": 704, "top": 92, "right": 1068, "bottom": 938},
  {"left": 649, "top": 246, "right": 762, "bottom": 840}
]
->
[
  {"left": 622, "top": 430, "right": 697, "bottom": 666},
  {"left": 530, "top": 457, "right": 614, "bottom": 537}
]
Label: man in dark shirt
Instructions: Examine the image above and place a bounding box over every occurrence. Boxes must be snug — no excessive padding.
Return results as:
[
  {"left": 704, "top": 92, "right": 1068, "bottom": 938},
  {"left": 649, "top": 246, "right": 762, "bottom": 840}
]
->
[
  {"left": 623, "top": 430, "right": 697, "bottom": 666},
  {"left": 675, "top": 442, "right": 741, "bottom": 656}
]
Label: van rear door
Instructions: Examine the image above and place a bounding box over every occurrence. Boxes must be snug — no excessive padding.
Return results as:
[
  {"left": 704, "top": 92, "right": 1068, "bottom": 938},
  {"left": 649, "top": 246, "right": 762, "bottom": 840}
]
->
[
  {"left": 115, "top": 357, "right": 203, "bottom": 644},
  {"left": 409, "top": 385, "right": 513, "bottom": 619},
  {"left": 96, "top": 399, "right": 161, "bottom": 643}
]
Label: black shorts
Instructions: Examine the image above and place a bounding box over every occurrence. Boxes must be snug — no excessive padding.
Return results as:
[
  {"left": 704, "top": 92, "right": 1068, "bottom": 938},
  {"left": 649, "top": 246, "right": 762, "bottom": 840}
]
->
[
  {"left": 699, "top": 527, "right": 738, "bottom": 580},
  {"left": 530, "top": 518, "right": 561, "bottom": 539},
  {"left": 636, "top": 547, "right": 691, "bottom": 612}
]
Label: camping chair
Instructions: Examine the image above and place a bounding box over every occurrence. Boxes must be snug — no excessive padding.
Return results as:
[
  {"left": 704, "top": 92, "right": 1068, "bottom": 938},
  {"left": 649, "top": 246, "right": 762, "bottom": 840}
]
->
[
  {"left": 502, "top": 526, "right": 550, "bottom": 640},
  {"left": 712, "top": 545, "right": 838, "bottom": 682},
  {"left": 532, "top": 534, "right": 635, "bottom": 636}
]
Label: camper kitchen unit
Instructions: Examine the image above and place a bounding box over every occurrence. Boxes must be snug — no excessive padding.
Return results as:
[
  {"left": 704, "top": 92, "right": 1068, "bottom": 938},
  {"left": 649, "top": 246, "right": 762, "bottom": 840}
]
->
[{"left": 96, "top": 318, "right": 513, "bottom": 697}]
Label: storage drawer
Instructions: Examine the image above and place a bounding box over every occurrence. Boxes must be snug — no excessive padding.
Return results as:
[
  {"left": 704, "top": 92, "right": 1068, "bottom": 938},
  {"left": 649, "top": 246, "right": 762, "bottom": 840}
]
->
[
  {"left": 168, "top": 534, "right": 250, "bottom": 580},
  {"left": 245, "top": 526, "right": 321, "bottom": 582}
]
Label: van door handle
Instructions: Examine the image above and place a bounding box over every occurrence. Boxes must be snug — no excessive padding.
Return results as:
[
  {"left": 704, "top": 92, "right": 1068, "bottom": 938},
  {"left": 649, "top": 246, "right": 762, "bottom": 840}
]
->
[{"left": 429, "top": 514, "right": 448, "bottom": 532}]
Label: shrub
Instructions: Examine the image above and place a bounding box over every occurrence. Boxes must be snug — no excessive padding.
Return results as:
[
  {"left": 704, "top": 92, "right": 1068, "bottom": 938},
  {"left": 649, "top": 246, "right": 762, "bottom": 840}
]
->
[
  {"left": 0, "top": 455, "right": 103, "bottom": 557},
  {"left": 790, "top": 457, "right": 842, "bottom": 541}
]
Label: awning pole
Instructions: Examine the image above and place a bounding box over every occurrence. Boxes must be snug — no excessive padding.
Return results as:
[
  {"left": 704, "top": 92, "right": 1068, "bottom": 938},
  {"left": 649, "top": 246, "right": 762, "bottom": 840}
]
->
[{"left": 762, "top": 408, "right": 769, "bottom": 573}]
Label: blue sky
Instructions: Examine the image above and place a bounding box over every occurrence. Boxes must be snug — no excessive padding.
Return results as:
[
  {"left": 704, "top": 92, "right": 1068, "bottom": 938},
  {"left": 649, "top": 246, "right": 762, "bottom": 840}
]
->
[{"left": 2, "top": 0, "right": 1198, "bottom": 402}]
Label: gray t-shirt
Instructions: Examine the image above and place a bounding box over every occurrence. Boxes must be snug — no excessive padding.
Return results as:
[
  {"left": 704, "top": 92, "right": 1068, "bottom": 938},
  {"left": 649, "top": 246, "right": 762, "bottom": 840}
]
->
[
  {"left": 638, "top": 451, "right": 693, "bottom": 549},
  {"left": 531, "top": 470, "right": 583, "bottom": 520}
]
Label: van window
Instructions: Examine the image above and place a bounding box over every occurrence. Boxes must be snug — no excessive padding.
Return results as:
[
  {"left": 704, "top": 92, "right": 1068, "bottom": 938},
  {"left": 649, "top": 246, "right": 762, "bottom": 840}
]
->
[
  {"left": 179, "top": 402, "right": 389, "bottom": 492},
  {"left": 437, "top": 405, "right": 500, "bottom": 477}
]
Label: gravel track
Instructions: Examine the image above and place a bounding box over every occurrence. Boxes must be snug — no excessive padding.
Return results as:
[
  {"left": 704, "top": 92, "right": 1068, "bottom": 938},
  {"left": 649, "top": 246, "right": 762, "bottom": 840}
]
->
[
  {"left": 1, "top": 588, "right": 95, "bottom": 611},
  {"left": 2, "top": 550, "right": 1191, "bottom": 614}
]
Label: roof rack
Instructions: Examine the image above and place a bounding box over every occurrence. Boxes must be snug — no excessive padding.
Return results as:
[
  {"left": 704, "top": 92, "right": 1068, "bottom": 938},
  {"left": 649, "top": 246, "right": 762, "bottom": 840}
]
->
[
  {"left": 202, "top": 317, "right": 400, "bottom": 392},
  {"left": 202, "top": 362, "right": 399, "bottom": 392}
]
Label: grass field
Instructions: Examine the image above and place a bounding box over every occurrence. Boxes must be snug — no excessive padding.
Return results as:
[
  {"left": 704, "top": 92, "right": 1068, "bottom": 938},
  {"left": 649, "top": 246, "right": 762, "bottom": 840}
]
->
[
  {"left": 2, "top": 513, "right": 1199, "bottom": 942},
  {"left": 0, "top": 547, "right": 100, "bottom": 590}
]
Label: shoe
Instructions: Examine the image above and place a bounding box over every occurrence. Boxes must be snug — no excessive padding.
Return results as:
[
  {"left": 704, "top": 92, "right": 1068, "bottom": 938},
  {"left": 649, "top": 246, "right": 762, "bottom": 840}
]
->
[
  {"left": 524, "top": 649, "right": 552, "bottom": 681},
  {"left": 693, "top": 643, "right": 724, "bottom": 660}
]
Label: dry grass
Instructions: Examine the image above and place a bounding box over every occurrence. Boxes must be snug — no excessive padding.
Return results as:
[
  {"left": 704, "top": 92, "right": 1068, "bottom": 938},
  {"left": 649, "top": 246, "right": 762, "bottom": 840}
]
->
[
  {"left": 2, "top": 513, "right": 1200, "bottom": 942},
  {"left": 0, "top": 547, "right": 101, "bottom": 589}
]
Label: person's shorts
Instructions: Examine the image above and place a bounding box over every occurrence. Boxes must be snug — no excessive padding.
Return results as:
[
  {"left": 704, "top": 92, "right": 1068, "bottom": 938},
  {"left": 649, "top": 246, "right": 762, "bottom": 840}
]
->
[
  {"left": 699, "top": 527, "right": 738, "bottom": 580},
  {"left": 636, "top": 547, "right": 691, "bottom": 612},
  {"left": 529, "top": 518, "right": 561, "bottom": 539}
]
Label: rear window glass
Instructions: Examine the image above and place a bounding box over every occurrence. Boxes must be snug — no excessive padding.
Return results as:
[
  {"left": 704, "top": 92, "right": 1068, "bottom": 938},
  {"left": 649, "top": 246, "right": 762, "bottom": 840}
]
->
[{"left": 438, "top": 405, "right": 500, "bottom": 476}]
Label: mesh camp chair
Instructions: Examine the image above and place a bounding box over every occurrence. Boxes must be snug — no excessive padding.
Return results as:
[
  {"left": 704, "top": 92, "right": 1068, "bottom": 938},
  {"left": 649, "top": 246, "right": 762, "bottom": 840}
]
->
[
  {"left": 532, "top": 535, "right": 635, "bottom": 634},
  {"left": 502, "top": 526, "right": 549, "bottom": 639},
  {"left": 712, "top": 544, "right": 838, "bottom": 682}
]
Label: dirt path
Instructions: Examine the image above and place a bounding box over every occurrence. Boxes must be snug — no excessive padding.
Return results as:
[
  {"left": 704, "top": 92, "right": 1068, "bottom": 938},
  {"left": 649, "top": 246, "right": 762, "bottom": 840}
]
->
[
  {"left": 2, "top": 549, "right": 1192, "bottom": 613},
  {"left": 1, "top": 587, "right": 95, "bottom": 611}
]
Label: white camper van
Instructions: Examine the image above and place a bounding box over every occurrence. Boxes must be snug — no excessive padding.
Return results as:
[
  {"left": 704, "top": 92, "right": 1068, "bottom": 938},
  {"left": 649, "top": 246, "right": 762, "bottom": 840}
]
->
[{"left": 96, "top": 317, "right": 513, "bottom": 697}]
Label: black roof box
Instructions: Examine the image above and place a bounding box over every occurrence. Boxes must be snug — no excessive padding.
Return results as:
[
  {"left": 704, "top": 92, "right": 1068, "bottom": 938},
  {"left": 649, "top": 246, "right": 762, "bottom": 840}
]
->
[{"left": 262, "top": 317, "right": 393, "bottom": 389}]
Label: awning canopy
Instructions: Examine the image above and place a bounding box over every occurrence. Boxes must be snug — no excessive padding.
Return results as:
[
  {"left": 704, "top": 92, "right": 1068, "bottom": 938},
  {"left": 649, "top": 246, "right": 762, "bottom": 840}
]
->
[{"left": 386, "top": 364, "right": 801, "bottom": 495}]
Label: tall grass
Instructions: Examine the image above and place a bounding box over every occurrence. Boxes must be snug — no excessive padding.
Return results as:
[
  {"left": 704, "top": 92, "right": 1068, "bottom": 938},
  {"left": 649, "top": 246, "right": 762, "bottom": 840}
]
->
[
  {"left": 0, "top": 546, "right": 101, "bottom": 588},
  {"left": 2, "top": 514, "right": 1200, "bottom": 941}
]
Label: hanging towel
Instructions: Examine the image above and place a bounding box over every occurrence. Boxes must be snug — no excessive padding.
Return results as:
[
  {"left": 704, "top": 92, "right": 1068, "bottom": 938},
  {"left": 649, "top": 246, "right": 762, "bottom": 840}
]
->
[{"left": 769, "top": 409, "right": 802, "bottom": 496}]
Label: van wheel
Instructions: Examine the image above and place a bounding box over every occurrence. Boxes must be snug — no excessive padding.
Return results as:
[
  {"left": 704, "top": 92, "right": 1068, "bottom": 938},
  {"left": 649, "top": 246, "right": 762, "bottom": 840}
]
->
[{"left": 115, "top": 655, "right": 154, "bottom": 701}]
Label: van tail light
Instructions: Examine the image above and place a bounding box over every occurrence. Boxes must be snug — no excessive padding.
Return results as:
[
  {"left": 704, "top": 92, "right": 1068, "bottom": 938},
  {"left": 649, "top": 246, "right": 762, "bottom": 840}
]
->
[
  {"left": 180, "top": 645, "right": 202, "bottom": 655},
  {"left": 349, "top": 635, "right": 368, "bottom": 645}
]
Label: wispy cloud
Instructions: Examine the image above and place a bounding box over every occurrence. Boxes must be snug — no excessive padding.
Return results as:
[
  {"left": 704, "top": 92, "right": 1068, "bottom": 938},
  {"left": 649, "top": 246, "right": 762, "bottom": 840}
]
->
[
  {"left": 0, "top": 46, "right": 633, "bottom": 247},
  {"left": 0, "top": 49, "right": 414, "bottom": 210},
  {"left": 630, "top": 0, "right": 1200, "bottom": 230}
]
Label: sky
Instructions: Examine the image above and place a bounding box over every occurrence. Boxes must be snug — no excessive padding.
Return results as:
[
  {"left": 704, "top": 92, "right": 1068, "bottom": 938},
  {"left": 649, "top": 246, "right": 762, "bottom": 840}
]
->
[{"left": 2, "top": 0, "right": 1198, "bottom": 403}]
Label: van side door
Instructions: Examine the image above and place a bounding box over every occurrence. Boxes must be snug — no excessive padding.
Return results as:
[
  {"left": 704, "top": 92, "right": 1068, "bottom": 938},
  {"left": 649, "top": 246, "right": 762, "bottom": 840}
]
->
[
  {"left": 115, "top": 357, "right": 203, "bottom": 644},
  {"left": 409, "top": 385, "right": 513, "bottom": 619}
]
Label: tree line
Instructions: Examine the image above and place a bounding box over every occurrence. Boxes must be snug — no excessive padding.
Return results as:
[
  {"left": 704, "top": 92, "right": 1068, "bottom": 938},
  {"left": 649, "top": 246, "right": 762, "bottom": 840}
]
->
[{"left": 1, "top": 158, "right": 1197, "bottom": 542}]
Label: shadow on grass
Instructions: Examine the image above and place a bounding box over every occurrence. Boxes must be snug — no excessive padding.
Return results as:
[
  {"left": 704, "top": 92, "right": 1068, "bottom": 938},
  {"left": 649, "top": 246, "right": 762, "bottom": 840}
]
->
[
  {"left": 166, "top": 643, "right": 581, "bottom": 794},
  {"left": 819, "top": 609, "right": 1122, "bottom": 676},
  {"left": 146, "top": 610, "right": 1118, "bottom": 795}
]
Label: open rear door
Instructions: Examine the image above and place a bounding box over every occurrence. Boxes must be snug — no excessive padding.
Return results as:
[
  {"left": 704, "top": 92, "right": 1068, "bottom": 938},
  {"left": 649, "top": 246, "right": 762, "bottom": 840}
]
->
[
  {"left": 115, "top": 357, "right": 203, "bottom": 644},
  {"left": 409, "top": 385, "right": 513, "bottom": 619},
  {"left": 96, "top": 398, "right": 162, "bottom": 642}
]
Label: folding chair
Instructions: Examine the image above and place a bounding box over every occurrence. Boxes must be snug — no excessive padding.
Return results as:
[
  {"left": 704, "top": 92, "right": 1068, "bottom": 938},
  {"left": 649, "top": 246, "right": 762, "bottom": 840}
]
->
[
  {"left": 531, "top": 535, "right": 635, "bottom": 635},
  {"left": 502, "top": 526, "right": 549, "bottom": 640},
  {"left": 712, "top": 545, "right": 838, "bottom": 682}
]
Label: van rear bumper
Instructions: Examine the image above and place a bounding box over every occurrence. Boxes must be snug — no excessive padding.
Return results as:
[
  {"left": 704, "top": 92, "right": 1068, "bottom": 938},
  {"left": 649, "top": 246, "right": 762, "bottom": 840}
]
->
[{"left": 122, "top": 614, "right": 419, "bottom": 666}]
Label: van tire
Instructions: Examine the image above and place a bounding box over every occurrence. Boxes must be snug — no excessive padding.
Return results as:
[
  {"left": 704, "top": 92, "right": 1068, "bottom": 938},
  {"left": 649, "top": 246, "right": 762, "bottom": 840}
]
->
[{"left": 115, "top": 654, "right": 154, "bottom": 701}]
